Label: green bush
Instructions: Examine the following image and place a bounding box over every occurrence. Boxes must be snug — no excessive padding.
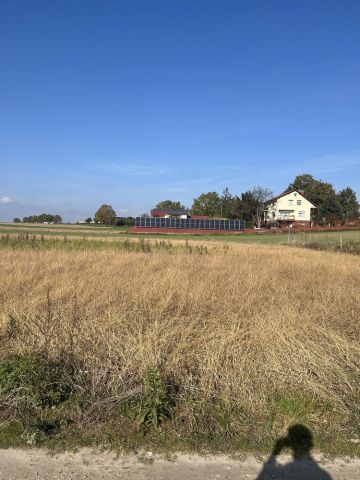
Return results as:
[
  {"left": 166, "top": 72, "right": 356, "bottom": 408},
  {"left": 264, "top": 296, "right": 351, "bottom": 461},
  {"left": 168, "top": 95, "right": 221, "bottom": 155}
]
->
[{"left": 0, "top": 353, "right": 74, "bottom": 409}]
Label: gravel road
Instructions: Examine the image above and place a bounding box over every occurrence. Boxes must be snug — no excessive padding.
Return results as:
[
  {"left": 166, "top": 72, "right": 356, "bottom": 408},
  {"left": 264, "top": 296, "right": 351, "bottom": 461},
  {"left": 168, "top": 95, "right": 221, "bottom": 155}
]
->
[{"left": 0, "top": 449, "right": 359, "bottom": 479}]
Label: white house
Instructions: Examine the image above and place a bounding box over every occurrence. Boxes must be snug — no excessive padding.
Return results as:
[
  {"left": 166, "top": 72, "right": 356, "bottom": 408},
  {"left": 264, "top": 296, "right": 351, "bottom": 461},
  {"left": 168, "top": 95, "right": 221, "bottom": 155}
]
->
[{"left": 264, "top": 190, "right": 316, "bottom": 227}]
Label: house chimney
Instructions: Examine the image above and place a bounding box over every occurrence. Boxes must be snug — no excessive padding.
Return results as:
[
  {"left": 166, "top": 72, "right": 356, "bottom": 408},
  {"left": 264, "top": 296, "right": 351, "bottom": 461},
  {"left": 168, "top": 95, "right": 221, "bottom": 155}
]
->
[{"left": 298, "top": 190, "right": 305, "bottom": 195}]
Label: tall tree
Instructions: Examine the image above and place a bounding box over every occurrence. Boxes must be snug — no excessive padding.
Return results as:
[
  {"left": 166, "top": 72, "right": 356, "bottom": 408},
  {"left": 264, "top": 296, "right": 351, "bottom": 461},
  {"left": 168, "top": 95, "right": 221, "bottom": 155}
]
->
[
  {"left": 230, "top": 187, "right": 272, "bottom": 225},
  {"left": 191, "top": 192, "right": 221, "bottom": 217},
  {"left": 337, "top": 187, "right": 359, "bottom": 222},
  {"left": 287, "top": 174, "right": 335, "bottom": 206},
  {"left": 231, "top": 191, "right": 258, "bottom": 221},
  {"left": 219, "top": 187, "right": 233, "bottom": 218},
  {"left": 154, "top": 200, "right": 186, "bottom": 211},
  {"left": 95, "top": 204, "right": 116, "bottom": 225}
]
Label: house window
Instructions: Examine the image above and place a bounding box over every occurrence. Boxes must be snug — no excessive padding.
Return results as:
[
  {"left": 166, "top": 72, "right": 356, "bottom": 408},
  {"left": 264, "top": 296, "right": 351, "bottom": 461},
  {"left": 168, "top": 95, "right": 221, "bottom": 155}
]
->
[
  {"left": 288, "top": 199, "right": 294, "bottom": 206},
  {"left": 279, "top": 210, "right": 291, "bottom": 219},
  {"left": 297, "top": 200, "right": 302, "bottom": 205},
  {"left": 298, "top": 211, "right": 305, "bottom": 218}
]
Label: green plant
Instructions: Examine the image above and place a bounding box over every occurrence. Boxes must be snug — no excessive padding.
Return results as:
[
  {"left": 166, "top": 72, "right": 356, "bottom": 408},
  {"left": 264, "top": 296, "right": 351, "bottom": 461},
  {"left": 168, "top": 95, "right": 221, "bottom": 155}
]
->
[
  {"left": 0, "top": 353, "right": 74, "bottom": 409},
  {"left": 139, "top": 367, "right": 170, "bottom": 429}
]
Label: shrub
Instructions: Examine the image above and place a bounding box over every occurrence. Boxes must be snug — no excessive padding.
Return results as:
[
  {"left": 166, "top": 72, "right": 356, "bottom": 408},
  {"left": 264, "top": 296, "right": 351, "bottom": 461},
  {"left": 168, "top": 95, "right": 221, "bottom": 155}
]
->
[{"left": 0, "top": 353, "right": 74, "bottom": 409}]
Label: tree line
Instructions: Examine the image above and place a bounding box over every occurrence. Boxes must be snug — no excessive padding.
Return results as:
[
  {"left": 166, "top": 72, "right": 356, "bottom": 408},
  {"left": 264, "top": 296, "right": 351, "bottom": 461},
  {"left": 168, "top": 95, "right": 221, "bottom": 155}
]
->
[
  {"left": 288, "top": 174, "right": 359, "bottom": 224},
  {"left": 14, "top": 173, "right": 358, "bottom": 227},
  {"left": 153, "top": 186, "right": 272, "bottom": 227},
  {"left": 94, "top": 174, "right": 359, "bottom": 226},
  {"left": 14, "top": 214, "right": 63, "bottom": 224},
  {"left": 154, "top": 173, "right": 359, "bottom": 226}
]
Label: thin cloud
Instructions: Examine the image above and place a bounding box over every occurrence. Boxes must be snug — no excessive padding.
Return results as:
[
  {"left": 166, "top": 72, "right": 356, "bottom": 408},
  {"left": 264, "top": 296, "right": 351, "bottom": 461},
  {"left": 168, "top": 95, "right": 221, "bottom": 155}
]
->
[
  {"left": 304, "top": 149, "right": 360, "bottom": 174},
  {"left": 167, "top": 177, "right": 216, "bottom": 187},
  {"left": 161, "top": 177, "right": 216, "bottom": 193},
  {"left": 264, "top": 148, "right": 360, "bottom": 180},
  {"left": 88, "top": 161, "right": 174, "bottom": 176},
  {"left": 0, "top": 196, "right": 13, "bottom": 204},
  {"left": 218, "top": 148, "right": 360, "bottom": 176},
  {"left": 67, "top": 172, "right": 92, "bottom": 181},
  {"left": 216, "top": 164, "right": 248, "bottom": 171}
]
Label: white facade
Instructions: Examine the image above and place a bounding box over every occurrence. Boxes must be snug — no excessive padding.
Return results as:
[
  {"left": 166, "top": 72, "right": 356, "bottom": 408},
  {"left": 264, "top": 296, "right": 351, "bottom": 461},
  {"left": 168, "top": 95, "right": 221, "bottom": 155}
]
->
[{"left": 265, "top": 190, "right": 316, "bottom": 224}]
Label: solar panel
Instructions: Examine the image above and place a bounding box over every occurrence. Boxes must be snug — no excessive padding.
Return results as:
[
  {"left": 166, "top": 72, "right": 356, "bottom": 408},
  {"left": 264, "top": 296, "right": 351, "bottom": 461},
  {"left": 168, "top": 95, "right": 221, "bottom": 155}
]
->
[{"left": 135, "top": 217, "right": 245, "bottom": 230}]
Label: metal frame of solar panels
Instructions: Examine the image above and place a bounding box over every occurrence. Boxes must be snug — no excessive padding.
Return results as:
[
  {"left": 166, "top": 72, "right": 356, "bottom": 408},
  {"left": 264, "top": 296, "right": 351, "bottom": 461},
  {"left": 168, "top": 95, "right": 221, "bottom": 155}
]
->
[{"left": 135, "top": 217, "right": 245, "bottom": 230}]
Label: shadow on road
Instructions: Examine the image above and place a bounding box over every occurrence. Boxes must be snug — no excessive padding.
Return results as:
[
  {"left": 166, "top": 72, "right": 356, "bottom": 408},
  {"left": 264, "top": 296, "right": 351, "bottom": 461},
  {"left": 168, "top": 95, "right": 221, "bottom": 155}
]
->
[{"left": 256, "top": 424, "right": 332, "bottom": 479}]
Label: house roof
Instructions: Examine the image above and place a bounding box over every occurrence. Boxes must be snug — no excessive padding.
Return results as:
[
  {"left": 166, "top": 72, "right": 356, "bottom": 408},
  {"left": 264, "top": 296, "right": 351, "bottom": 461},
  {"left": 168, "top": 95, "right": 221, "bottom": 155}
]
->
[
  {"left": 264, "top": 189, "right": 317, "bottom": 207},
  {"left": 151, "top": 209, "right": 187, "bottom": 216}
]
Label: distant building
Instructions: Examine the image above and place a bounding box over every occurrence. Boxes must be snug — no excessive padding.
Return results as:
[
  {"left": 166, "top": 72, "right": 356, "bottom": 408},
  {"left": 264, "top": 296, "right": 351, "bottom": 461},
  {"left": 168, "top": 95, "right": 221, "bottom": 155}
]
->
[
  {"left": 150, "top": 209, "right": 189, "bottom": 218},
  {"left": 264, "top": 189, "right": 316, "bottom": 227}
]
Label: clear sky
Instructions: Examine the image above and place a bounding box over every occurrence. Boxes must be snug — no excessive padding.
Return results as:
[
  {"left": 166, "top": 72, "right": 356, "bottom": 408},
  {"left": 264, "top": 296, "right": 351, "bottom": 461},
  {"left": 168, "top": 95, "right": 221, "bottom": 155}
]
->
[{"left": 1, "top": 0, "right": 359, "bottom": 221}]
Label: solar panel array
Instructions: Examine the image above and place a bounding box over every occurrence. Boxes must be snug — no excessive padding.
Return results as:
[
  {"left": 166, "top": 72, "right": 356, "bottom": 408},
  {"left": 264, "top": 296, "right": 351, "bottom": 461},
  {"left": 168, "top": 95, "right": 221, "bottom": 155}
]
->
[{"left": 135, "top": 217, "right": 245, "bottom": 230}]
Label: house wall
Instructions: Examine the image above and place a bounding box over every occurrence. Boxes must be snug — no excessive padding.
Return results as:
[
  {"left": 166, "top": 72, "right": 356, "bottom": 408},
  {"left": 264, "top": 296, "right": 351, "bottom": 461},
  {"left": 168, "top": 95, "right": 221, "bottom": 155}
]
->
[{"left": 265, "top": 191, "right": 314, "bottom": 222}]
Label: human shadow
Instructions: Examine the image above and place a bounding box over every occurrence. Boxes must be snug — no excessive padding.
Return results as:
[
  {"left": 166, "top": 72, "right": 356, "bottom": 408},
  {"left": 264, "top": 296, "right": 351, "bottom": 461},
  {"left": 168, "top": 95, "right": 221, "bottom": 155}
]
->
[{"left": 256, "top": 424, "right": 332, "bottom": 479}]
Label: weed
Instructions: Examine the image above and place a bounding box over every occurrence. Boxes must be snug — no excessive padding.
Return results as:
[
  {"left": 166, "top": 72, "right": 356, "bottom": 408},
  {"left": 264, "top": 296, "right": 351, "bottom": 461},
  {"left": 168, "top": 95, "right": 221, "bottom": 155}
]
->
[{"left": 139, "top": 367, "right": 171, "bottom": 430}]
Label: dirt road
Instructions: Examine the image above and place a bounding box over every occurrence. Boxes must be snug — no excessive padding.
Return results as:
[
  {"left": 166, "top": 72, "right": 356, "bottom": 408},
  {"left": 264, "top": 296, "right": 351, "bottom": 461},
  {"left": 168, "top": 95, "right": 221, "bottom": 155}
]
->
[{"left": 0, "top": 449, "right": 359, "bottom": 479}]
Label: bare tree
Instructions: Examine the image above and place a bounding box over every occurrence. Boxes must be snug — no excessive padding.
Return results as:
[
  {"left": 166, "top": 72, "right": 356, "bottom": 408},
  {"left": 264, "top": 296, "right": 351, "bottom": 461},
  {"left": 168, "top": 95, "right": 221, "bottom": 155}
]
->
[{"left": 251, "top": 186, "right": 273, "bottom": 227}]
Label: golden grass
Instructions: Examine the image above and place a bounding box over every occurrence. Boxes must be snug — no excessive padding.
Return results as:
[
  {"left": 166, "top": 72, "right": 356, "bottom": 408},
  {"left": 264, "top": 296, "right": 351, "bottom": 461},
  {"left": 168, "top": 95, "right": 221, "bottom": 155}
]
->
[{"left": 1, "top": 242, "right": 360, "bottom": 447}]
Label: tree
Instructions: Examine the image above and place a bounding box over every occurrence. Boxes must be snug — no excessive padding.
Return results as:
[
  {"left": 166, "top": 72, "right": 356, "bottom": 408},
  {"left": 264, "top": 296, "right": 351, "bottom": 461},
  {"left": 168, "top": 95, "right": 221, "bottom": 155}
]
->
[
  {"left": 114, "top": 216, "right": 135, "bottom": 226},
  {"left": 191, "top": 192, "right": 221, "bottom": 217},
  {"left": 251, "top": 186, "right": 273, "bottom": 227},
  {"left": 317, "top": 195, "right": 343, "bottom": 225},
  {"left": 337, "top": 187, "right": 359, "bottom": 222},
  {"left": 21, "top": 213, "right": 62, "bottom": 223},
  {"left": 13, "top": 218, "right": 21, "bottom": 223},
  {"left": 231, "top": 191, "right": 259, "bottom": 222},
  {"left": 85, "top": 217, "right": 92, "bottom": 223},
  {"left": 154, "top": 200, "right": 186, "bottom": 212},
  {"left": 219, "top": 187, "right": 233, "bottom": 218},
  {"left": 287, "top": 174, "right": 335, "bottom": 207},
  {"left": 95, "top": 204, "right": 116, "bottom": 225}
]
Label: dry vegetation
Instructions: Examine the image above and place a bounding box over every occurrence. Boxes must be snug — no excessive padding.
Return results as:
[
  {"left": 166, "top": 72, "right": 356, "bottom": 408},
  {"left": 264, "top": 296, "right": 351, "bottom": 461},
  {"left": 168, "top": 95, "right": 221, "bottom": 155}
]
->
[{"left": 0, "top": 240, "right": 359, "bottom": 454}]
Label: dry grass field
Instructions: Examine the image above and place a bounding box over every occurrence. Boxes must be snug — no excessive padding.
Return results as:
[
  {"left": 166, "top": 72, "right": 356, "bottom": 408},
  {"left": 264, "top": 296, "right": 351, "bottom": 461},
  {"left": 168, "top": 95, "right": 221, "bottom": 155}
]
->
[{"left": 0, "top": 239, "right": 359, "bottom": 454}]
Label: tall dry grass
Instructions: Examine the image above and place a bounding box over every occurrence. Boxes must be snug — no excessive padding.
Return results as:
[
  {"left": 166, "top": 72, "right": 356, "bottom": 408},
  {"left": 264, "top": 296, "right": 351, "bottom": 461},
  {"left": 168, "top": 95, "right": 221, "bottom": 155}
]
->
[{"left": 0, "top": 242, "right": 359, "bottom": 447}]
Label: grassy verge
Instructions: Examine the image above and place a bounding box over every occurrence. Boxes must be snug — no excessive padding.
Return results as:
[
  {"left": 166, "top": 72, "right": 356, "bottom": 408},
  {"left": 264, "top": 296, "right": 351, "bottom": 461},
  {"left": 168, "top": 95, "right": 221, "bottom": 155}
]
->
[
  {"left": 1, "top": 352, "right": 358, "bottom": 456},
  {"left": 303, "top": 241, "right": 360, "bottom": 255}
]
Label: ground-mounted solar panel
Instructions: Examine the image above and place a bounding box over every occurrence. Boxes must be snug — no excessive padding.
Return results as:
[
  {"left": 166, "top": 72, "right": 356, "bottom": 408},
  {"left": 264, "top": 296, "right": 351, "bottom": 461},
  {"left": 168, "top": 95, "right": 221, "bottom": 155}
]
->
[{"left": 135, "top": 217, "right": 245, "bottom": 230}]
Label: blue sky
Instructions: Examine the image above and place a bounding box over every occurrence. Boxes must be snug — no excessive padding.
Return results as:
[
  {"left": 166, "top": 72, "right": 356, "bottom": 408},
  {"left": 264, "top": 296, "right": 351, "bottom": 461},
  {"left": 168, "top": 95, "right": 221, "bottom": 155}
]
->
[{"left": 1, "top": 0, "right": 359, "bottom": 221}]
